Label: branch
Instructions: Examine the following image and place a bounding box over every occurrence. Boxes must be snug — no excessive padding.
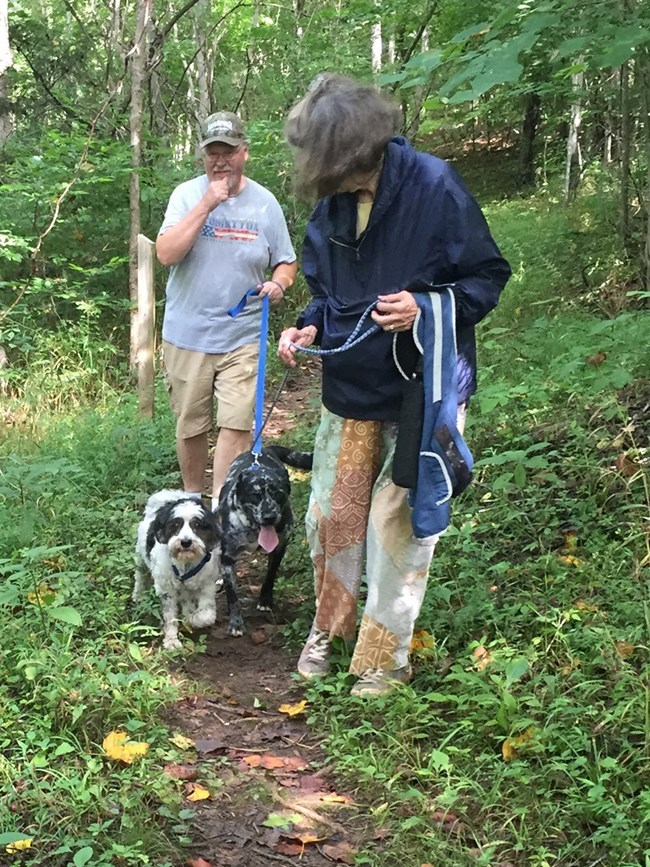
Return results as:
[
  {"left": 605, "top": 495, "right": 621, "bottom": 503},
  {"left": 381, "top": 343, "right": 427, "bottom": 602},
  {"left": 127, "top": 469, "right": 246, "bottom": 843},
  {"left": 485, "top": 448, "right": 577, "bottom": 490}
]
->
[
  {"left": 163, "top": 1, "right": 249, "bottom": 114},
  {"left": 400, "top": 0, "right": 441, "bottom": 68}
]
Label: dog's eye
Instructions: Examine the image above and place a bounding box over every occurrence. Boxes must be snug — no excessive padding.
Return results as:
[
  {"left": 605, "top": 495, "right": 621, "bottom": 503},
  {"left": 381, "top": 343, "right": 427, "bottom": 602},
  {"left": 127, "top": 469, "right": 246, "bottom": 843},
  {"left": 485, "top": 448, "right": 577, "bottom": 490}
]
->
[
  {"left": 192, "top": 519, "right": 211, "bottom": 532},
  {"left": 168, "top": 519, "right": 183, "bottom": 535}
]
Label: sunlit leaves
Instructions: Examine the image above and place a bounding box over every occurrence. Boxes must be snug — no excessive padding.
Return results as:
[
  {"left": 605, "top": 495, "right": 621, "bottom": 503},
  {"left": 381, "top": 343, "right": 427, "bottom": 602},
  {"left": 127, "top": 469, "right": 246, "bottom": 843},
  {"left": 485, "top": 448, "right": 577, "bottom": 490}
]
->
[
  {"left": 102, "top": 731, "right": 149, "bottom": 764},
  {"left": 278, "top": 699, "right": 308, "bottom": 717}
]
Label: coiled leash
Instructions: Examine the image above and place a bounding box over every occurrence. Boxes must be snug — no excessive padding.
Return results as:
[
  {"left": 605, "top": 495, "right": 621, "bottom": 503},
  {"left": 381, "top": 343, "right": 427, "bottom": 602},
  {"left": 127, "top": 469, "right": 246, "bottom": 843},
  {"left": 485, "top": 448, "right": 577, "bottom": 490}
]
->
[
  {"left": 228, "top": 288, "right": 289, "bottom": 460},
  {"left": 288, "top": 300, "right": 379, "bottom": 356}
]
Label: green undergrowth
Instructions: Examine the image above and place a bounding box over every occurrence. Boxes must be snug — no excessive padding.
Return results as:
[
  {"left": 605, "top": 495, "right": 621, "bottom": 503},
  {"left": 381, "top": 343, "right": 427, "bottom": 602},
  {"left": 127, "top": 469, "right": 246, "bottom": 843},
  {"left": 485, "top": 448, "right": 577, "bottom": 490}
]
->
[
  {"left": 1, "top": 170, "right": 648, "bottom": 865},
  {"left": 299, "top": 185, "right": 650, "bottom": 866}
]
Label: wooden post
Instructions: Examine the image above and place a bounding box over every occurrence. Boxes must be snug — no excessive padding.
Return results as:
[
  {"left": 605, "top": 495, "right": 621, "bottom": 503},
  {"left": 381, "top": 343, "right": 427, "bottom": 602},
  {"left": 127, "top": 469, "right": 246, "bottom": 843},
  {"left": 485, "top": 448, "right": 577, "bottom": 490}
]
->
[{"left": 137, "top": 233, "right": 156, "bottom": 419}]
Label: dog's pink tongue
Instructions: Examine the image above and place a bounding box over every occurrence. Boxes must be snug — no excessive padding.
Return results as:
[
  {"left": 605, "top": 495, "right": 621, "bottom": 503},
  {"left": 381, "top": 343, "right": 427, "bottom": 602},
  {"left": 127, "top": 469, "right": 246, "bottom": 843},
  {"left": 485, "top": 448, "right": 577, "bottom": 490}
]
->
[{"left": 258, "top": 525, "right": 279, "bottom": 553}]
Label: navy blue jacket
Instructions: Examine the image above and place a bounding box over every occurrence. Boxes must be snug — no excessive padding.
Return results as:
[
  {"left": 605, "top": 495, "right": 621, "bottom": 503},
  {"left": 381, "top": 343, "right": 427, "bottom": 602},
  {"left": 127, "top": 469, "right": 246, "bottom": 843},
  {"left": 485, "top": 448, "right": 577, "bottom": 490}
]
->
[{"left": 296, "top": 137, "right": 511, "bottom": 420}]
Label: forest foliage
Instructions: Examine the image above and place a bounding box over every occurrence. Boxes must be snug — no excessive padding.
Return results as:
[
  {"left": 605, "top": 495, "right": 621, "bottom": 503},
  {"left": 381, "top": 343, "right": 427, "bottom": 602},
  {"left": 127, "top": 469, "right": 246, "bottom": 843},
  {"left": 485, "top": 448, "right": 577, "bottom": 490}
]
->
[{"left": 0, "top": 1, "right": 649, "bottom": 866}]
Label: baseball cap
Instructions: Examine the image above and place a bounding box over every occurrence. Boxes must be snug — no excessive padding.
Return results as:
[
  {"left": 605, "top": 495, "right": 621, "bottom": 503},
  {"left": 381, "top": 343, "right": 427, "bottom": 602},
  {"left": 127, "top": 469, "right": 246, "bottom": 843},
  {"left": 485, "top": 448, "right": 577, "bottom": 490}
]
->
[{"left": 199, "top": 112, "right": 247, "bottom": 148}]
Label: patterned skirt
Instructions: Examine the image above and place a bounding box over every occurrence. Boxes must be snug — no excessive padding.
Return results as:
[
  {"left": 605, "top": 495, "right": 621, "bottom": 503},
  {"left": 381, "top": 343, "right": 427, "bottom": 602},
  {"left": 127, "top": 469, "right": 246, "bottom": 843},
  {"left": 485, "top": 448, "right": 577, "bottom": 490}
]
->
[{"left": 305, "top": 406, "right": 440, "bottom": 675}]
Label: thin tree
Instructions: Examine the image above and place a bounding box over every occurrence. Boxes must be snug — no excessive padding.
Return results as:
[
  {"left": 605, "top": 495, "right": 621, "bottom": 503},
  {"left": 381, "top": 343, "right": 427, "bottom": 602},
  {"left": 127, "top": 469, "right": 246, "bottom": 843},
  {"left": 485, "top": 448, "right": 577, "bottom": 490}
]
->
[{"left": 128, "top": 0, "right": 153, "bottom": 370}]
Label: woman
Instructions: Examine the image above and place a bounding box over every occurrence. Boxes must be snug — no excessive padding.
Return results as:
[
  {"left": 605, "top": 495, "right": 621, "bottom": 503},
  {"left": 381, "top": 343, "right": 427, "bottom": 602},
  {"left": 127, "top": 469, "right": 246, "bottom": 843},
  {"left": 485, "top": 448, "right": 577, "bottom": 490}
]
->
[{"left": 278, "top": 74, "right": 511, "bottom": 697}]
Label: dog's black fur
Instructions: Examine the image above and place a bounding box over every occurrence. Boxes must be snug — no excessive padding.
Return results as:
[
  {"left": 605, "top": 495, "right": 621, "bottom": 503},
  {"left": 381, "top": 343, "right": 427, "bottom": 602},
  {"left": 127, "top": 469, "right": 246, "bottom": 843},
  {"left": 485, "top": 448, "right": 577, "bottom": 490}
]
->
[{"left": 216, "top": 444, "right": 312, "bottom": 636}]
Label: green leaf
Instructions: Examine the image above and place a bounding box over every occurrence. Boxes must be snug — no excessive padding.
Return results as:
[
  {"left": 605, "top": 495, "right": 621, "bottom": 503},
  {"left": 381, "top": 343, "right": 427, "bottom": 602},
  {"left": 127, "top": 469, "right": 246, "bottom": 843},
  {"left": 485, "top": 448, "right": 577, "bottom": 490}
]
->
[
  {"left": 0, "top": 833, "right": 30, "bottom": 845},
  {"left": 128, "top": 642, "right": 143, "bottom": 662},
  {"left": 428, "top": 749, "right": 451, "bottom": 771},
  {"left": 514, "top": 463, "right": 527, "bottom": 488},
  {"left": 263, "top": 812, "right": 301, "bottom": 828},
  {"left": 505, "top": 658, "right": 529, "bottom": 685},
  {"left": 46, "top": 606, "right": 82, "bottom": 626},
  {"left": 73, "top": 848, "right": 93, "bottom": 867}
]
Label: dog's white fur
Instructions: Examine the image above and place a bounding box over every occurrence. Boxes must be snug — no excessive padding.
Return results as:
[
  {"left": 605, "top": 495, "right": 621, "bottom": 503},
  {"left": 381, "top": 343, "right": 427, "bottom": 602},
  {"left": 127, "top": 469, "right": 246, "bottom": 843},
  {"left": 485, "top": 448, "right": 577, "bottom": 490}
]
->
[{"left": 132, "top": 490, "right": 220, "bottom": 649}]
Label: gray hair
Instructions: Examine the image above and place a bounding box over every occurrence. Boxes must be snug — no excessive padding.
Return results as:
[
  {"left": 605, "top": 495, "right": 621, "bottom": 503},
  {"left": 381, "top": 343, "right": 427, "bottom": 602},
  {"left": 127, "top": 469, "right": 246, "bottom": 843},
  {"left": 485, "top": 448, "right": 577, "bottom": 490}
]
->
[{"left": 285, "top": 74, "right": 402, "bottom": 199}]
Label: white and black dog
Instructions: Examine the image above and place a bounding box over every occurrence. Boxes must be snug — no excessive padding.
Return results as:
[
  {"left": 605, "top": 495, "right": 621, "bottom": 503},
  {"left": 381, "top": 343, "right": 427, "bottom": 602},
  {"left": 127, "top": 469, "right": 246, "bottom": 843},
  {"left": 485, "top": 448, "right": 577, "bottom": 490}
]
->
[
  {"left": 216, "top": 445, "right": 312, "bottom": 637},
  {"left": 132, "top": 491, "right": 220, "bottom": 649}
]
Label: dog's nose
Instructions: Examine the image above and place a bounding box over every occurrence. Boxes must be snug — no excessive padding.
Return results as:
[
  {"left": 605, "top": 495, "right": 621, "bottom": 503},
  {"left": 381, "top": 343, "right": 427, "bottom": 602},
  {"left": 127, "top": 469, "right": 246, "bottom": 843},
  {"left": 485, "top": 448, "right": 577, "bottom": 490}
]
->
[{"left": 180, "top": 538, "right": 193, "bottom": 548}]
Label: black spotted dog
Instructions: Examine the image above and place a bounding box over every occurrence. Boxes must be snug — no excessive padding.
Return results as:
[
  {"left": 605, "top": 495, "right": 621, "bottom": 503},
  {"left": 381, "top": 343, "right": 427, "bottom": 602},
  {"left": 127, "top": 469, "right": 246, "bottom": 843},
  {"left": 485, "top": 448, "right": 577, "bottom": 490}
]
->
[
  {"left": 216, "top": 445, "right": 312, "bottom": 636},
  {"left": 133, "top": 491, "right": 221, "bottom": 649}
]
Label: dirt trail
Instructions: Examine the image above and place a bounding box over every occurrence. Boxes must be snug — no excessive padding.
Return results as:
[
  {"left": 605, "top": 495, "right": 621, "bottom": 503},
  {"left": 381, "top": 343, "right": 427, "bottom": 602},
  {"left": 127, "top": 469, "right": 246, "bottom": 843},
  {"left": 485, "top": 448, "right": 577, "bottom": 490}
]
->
[{"left": 165, "top": 359, "right": 374, "bottom": 867}]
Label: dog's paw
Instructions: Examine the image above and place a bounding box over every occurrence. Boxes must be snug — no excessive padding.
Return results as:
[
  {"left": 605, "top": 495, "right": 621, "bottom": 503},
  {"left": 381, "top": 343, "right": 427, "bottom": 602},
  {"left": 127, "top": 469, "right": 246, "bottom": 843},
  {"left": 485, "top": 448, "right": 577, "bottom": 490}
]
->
[
  {"left": 190, "top": 609, "right": 216, "bottom": 629},
  {"left": 228, "top": 616, "right": 245, "bottom": 637},
  {"left": 163, "top": 636, "right": 183, "bottom": 650},
  {"left": 256, "top": 602, "right": 273, "bottom": 613}
]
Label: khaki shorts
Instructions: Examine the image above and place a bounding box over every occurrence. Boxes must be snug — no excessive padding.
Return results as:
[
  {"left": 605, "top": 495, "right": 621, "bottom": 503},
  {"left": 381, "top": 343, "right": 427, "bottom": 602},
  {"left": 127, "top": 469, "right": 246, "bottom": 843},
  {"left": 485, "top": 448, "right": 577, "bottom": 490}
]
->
[{"left": 163, "top": 340, "right": 258, "bottom": 439}]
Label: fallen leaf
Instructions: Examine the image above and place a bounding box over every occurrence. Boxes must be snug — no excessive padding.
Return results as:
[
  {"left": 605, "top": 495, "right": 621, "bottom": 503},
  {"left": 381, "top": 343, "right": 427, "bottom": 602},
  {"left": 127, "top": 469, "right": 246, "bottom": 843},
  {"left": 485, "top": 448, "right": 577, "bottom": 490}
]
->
[
  {"left": 5, "top": 838, "right": 32, "bottom": 854},
  {"left": 431, "top": 809, "right": 465, "bottom": 836},
  {"left": 251, "top": 628, "right": 267, "bottom": 645},
  {"left": 558, "top": 554, "right": 584, "bottom": 566},
  {"left": 27, "top": 583, "right": 57, "bottom": 605},
  {"left": 170, "top": 733, "right": 195, "bottom": 750},
  {"left": 164, "top": 764, "right": 199, "bottom": 781},
  {"left": 615, "top": 640, "right": 635, "bottom": 658},
  {"left": 321, "top": 793, "right": 351, "bottom": 804},
  {"left": 278, "top": 700, "right": 308, "bottom": 717},
  {"left": 242, "top": 754, "right": 308, "bottom": 771},
  {"left": 186, "top": 783, "right": 211, "bottom": 801},
  {"left": 587, "top": 351, "right": 607, "bottom": 366},
  {"left": 322, "top": 841, "right": 356, "bottom": 864},
  {"left": 276, "top": 841, "right": 304, "bottom": 856},
  {"left": 502, "top": 727, "right": 536, "bottom": 761},
  {"left": 560, "top": 657, "right": 581, "bottom": 676},
  {"left": 299, "top": 774, "right": 327, "bottom": 792},
  {"left": 472, "top": 645, "right": 492, "bottom": 670},
  {"left": 615, "top": 453, "right": 639, "bottom": 477},
  {"left": 102, "top": 731, "right": 149, "bottom": 764},
  {"left": 410, "top": 629, "right": 435, "bottom": 652},
  {"left": 194, "top": 738, "right": 227, "bottom": 754}
]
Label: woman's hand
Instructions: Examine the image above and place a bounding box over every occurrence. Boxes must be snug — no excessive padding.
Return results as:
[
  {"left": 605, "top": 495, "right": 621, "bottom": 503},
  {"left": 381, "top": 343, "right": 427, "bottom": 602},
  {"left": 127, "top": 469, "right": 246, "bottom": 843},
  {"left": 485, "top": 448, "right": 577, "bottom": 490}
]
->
[
  {"left": 278, "top": 325, "right": 317, "bottom": 367},
  {"left": 371, "top": 290, "right": 419, "bottom": 333}
]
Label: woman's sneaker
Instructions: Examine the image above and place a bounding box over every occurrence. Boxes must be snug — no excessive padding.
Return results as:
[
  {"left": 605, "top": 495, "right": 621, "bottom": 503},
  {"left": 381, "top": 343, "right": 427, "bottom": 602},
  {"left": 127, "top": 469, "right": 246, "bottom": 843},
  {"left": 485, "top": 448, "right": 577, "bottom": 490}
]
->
[
  {"left": 297, "top": 627, "right": 331, "bottom": 679},
  {"left": 350, "top": 666, "right": 412, "bottom": 697}
]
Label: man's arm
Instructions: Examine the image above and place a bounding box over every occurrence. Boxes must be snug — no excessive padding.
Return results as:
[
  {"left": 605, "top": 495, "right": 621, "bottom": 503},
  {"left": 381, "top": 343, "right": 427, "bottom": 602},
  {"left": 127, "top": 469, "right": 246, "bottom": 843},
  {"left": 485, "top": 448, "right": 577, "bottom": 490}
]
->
[{"left": 156, "top": 177, "right": 229, "bottom": 267}]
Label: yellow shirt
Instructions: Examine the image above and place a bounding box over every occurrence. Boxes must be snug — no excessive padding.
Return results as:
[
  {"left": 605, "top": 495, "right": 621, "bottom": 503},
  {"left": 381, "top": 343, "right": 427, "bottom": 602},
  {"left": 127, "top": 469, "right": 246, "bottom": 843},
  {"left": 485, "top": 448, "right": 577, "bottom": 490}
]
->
[{"left": 356, "top": 201, "right": 372, "bottom": 238}]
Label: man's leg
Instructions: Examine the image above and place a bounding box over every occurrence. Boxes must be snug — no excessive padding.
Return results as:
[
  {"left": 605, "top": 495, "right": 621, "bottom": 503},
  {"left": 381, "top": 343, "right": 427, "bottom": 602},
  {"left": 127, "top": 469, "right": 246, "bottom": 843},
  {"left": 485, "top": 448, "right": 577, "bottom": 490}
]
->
[
  {"left": 163, "top": 341, "right": 217, "bottom": 496},
  {"left": 212, "top": 427, "right": 251, "bottom": 500},
  {"left": 177, "top": 432, "right": 210, "bottom": 494},
  {"left": 212, "top": 343, "right": 259, "bottom": 504}
]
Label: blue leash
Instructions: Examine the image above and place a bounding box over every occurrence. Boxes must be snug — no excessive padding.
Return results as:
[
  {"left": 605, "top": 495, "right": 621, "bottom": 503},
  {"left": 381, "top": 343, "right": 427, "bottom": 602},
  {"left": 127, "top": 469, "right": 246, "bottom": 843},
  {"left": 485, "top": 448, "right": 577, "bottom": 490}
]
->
[
  {"left": 289, "top": 300, "right": 379, "bottom": 356},
  {"left": 227, "top": 288, "right": 269, "bottom": 457}
]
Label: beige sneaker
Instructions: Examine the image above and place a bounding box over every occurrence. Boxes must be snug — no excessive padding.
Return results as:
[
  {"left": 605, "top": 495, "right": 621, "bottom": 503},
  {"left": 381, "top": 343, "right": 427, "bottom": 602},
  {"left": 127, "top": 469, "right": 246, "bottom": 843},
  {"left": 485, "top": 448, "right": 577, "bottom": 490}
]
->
[
  {"left": 297, "top": 627, "right": 331, "bottom": 680},
  {"left": 350, "top": 666, "right": 412, "bottom": 697}
]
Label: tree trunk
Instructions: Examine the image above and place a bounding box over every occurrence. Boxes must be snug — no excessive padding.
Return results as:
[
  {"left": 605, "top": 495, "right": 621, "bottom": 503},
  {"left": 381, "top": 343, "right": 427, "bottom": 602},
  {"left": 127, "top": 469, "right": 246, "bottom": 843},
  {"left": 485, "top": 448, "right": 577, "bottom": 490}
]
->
[
  {"left": 371, "top": 22, "right": 382, "bottom": 73},
  {"left": 564, "top": 70, "right": 584, "bottom": 203},
  {"left": 518, "top": 91, "right": 541, "bottom": 187},
  {"left": 619, "top": 60, "right": 631, "bottom": 246},
  {"left": 193, "top": 0, "right": 211, "bottom": 120},
  {"left": 128, "top": 0, "right": 152, "bottom": 371},
  {"left": 0, "top": 0, "right": 13, "bottom": 144},
  {"left": 638, "top": 52, "right": 650, "bottom": 292}
]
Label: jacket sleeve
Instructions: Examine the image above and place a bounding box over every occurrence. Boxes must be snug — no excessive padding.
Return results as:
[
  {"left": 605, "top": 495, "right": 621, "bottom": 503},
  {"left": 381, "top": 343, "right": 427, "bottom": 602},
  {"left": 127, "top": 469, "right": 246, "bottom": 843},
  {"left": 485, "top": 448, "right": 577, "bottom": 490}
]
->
[
  {"left": 295, "top": 218, "right": 326, "bottom": 343},
  {"left": 441, "top": 168, "right": 511, "bottom": 327}
]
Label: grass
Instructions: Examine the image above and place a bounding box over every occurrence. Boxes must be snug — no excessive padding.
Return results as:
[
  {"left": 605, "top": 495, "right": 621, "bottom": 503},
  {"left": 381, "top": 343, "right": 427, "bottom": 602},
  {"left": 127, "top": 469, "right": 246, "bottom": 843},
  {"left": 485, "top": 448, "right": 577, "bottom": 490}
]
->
[{"left": 0, "top": 164, "right": 649, "bottom": 865}]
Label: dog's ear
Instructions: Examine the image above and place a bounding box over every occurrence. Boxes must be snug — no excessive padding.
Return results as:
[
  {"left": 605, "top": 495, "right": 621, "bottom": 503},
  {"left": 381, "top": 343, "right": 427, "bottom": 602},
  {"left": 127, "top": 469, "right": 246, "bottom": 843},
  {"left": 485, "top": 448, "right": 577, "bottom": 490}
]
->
[{"left": 148, "top": 503, "right": 173, "bottom": 548}]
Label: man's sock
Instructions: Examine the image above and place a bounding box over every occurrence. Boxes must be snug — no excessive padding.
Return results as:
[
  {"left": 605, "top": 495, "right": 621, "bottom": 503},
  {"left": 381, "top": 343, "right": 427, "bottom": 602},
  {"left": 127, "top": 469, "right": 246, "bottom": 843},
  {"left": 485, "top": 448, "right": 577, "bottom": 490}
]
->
[
  {"left": 184, "top": 491, "right": 202, "bottom": 501},
  {"left": 211, "top": 496, "right": 219, "bottom": 511}
]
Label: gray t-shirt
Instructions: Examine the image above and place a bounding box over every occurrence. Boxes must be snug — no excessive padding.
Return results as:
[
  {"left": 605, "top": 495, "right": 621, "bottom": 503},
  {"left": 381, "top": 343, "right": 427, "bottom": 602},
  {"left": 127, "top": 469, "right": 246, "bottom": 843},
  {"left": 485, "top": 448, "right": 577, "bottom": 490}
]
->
[{"left": 159, "top": 175, "right": 296, "bottom": 353}]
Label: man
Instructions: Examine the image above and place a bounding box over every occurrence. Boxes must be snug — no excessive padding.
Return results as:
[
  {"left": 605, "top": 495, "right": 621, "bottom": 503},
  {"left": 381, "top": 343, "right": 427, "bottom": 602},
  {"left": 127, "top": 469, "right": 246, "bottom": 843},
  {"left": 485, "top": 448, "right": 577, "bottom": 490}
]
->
[{"left": 157, "top": 111, "right": 297, "bottom": 508}]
